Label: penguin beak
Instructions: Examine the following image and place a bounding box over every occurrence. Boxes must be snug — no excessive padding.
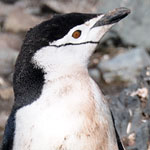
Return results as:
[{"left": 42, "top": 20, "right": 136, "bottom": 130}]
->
[{"left": 92, "top": 7, "right": 130, "bottom": 28}]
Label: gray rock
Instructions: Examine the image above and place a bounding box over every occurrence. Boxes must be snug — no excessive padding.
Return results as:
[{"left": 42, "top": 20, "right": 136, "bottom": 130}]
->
[
  {"left": 98, "top": 47, "right": 150, "bottom": 84},
  {"left": 135, "top": 122, "right": 149, "bottom": 150},
  {"left": 41, "top": 0, "right": 100, "bottom": 13},
  {"left": 0, "top": 46, "right": 18, "bottom": 76},
  {"left": 0, "top": 87, "right": 14, "bottom": 101},
  {"left": 97, "top": 0, "right": 150, "bottom": 48},
  {"left": 0, "top": 33, "right": 22, "bottom": 50},
  {"left": 0, "top": 1, "right": 39, "bottom": 16},
  {"left": 4, "top": 7, "right": 44, "bottom": 33},
  {"left": 0, "top": 2, "right": 16, "bottom": 16},
  {"left": 0, "top": 112, "right": 9, "bottom": 129},
  {"left": 0, "top": 76, "right": 14, "bottom": 144},
  {"left": 110, "top": 67, "right": 150, "bottom": 150},
  {"left": 1, "top": 0, "right": 18, "bottom": 4},
  {"left": 88, "top": 68, "right": 101, "bottom": 83}
]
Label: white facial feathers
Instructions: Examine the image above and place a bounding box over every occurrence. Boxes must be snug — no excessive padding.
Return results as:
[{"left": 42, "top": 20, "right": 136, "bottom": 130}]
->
[
  {"left": 32, "top": 14, "right": 113, "bottom": 77},
  {"left": 49, "top": 15, "right": 105, "bottom": 46}
]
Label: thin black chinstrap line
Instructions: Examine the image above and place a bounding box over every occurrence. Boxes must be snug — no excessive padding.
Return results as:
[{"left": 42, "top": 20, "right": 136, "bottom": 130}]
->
[{"left": 49, "top": 41, "right": 99, "bottom": 48}]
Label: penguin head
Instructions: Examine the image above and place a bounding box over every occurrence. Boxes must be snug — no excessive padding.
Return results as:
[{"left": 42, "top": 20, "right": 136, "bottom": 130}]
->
[
  {"left": 13, "top": 8, "right": 130, "bottom": 104},
  {"left": 30, "top": 7, "right": 130, "bottom": 73}
]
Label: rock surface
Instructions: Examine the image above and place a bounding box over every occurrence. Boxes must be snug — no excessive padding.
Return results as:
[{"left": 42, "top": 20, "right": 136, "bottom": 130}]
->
[
  {"left": 1, "top": 0, "right": 18, "bottom": 4},
  {"left": 0, "top": 46, "right": 19, "bottom": 76},
  {"left": 98, "top": 47, "right": 150, "bottom": 84},
  {"left": 40, "top": 0, "right": 100, "bottom": 13},
  {"left": 97, "top": 0, "right": 150, "bottom": 48},
  {"left": 0, "top": 33, "right": 22, "bottom": 50},
  {"left": 0, "top": 76, "right": 14, "bottom": 143},
  {"left": 109, "top": 67, "right": 150, "bottom": 150},
  {"left": 4, "top": 7, "right": 44, "bottom": 33},
  {"left": 88, "top": 68, "right": 101, "bottom": 83},
  {"left": 0, "top": 2, "right": 17, "bottom": 16}
]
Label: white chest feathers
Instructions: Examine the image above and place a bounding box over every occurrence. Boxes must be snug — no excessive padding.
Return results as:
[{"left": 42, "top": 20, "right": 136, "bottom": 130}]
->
[{"left": 13, "top": 73, "right": 118, "bottom": 150}]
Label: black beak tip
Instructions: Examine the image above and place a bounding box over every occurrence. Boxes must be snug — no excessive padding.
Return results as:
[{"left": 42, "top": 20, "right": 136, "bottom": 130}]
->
[
  {"left": 93, "top": 7, "right": 131, "bottom": 28},
  {"left": 114, "top": 7, "right": 131, "bottom": 19},
  {"left": 116, "top": 7, "right": 131, "bottom": 15}
]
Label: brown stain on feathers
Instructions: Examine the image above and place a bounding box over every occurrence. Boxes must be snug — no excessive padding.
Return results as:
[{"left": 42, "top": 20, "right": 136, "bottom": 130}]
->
[
  {"left": 58, "top": 85, "right": 72, "bottom": 97},
  {"left": 48, "top": 68, "right": 113, "bottom": 150},
  {"left": 69, "top": 70, "right": 109, "bottom": 150},
  {"left": 76, "top": 70, "right": 109, "bottom": 150},
  {"left": 77, "top": 82, "right": 109, "bottom": 150}
]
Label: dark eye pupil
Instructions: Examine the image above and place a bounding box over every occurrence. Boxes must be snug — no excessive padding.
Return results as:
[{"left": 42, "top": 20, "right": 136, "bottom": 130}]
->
[{"left": 72, "top": 30, "right": 81, "bottom": 39}]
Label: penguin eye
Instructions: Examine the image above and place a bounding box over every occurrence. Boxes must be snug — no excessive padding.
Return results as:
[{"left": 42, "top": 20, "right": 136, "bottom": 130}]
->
[{"left": 72, "top": 30, "right": 81, "bottom": 39}]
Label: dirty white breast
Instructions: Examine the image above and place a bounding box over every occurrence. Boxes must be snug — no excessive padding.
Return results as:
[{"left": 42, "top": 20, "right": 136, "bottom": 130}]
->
[{"left": 13, "top": 73, "right": 118, "bottom": 150}]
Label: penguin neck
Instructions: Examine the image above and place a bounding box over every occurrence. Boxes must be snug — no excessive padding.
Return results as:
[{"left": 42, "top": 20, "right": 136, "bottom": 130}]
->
[{"left": 44, "top": 64, "right": 89, "bottom": 82}]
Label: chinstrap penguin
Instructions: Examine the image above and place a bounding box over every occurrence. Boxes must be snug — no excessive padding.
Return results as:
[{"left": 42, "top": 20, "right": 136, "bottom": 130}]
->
[{"left": 1, "top": 7, "right": 130, "bottom": 150}]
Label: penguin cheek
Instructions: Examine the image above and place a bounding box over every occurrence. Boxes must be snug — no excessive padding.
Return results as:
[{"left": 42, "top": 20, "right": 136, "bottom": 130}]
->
[
  {"left": 78, "top": 44, "right": 97, "bottom": 61},
  {"left": 88, "top": 24, "right": 113, "bottom": 42},
  {"left": 87, "top": 44, "right": 98, "bottom": 57}
]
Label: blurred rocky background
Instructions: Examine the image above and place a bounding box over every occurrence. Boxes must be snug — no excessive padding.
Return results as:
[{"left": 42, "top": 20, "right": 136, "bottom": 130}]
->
[{"left": 0, "top": 0, "right": 150, "bottom": 149}]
